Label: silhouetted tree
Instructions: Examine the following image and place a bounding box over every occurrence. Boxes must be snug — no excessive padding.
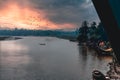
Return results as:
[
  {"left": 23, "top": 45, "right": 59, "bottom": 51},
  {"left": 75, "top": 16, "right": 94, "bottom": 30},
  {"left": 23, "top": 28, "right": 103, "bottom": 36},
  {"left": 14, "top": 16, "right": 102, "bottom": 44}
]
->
[
  {"left": 77, "top": 21, "right": 89, "bottom": 42},
  {"left": 88, "top": 21, "right": 99, "bottom": 42},
  {"left": 91, "top": 22, "right": 97, "bottom": 30}
]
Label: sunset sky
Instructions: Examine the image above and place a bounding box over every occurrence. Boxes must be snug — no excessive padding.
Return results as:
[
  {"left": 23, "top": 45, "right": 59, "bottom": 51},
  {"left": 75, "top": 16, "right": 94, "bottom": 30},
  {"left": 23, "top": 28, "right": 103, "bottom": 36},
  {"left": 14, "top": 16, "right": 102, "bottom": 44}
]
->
[{"left": 0, "top": 0, "right": 100, "bottom": 30}]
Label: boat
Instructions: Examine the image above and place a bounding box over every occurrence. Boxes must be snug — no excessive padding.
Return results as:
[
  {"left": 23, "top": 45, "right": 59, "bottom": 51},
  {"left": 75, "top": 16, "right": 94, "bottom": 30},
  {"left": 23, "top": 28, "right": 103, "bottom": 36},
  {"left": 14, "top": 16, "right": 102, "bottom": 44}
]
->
[
  {"left": 92, "top": 70, "right": 109, "bottom": 80},
  {"left": 96, "top": 41, "right": 113, "bottom": 55},
  {"left": 39, "top": 43, "right": 46, "bottom": 45}
]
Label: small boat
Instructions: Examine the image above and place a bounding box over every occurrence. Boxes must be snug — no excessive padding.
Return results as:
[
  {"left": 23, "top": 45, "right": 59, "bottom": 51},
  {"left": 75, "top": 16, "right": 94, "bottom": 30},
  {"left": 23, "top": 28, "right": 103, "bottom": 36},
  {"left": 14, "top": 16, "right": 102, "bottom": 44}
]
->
[
  {"left": 92, "top": 70, "right": 107, "bottom": 80},
  {"left": 99, "top": 47, "right": 112, "bottom": 53},
  {"left": 97, "top": 41, "right": 113, "bottom": 55},
  {"left": 39, "top": 43, "right": 46, "bottom": 45}
]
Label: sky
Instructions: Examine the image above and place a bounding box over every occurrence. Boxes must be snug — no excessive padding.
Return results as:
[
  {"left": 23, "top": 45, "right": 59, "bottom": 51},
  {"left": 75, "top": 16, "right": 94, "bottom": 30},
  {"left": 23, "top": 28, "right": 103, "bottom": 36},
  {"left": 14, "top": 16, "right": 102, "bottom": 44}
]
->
[{"left": 0, "top": 0, "right": 100, "bottom": 30}]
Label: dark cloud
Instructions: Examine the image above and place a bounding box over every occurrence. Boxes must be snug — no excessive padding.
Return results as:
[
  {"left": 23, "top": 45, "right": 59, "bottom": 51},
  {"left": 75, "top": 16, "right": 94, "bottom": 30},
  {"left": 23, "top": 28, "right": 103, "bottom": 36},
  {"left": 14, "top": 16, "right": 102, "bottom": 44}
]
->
[
  {"left": 0, "top": 0, "right": 100, "bottom": 28},
  {"left": 29, "top": 0, "right": 100, "bottom": 26}
]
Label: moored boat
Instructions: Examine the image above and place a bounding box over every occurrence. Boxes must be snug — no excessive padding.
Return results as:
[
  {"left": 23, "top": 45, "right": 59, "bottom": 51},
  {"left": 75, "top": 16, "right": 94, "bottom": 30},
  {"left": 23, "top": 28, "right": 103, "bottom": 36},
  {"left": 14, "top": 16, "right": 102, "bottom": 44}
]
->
[
  {"left": 92, "top": 70, "right": 110, "bottom": 80},
  {"left": 96, "top": 41, "right": 113, "bottom": 55},
  {"left": 39, "top": 43, "right": 46, "bottom": 45},
  {"left": 92, "top": 70, "right": 106, "bottom": 80}
]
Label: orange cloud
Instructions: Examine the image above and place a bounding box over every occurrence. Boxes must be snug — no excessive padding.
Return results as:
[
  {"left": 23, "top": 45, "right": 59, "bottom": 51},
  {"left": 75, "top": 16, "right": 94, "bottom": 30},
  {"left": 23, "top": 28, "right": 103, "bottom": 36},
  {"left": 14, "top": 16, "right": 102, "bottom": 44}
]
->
[{"left": 0, "top": 2, "right": 75, "bottom": 30}]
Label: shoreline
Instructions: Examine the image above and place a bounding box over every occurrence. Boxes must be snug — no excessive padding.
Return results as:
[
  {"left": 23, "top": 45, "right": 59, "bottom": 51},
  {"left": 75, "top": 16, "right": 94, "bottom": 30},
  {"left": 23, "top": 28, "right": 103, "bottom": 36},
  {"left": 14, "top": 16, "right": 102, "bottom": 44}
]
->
[
  {"left": 0, "top": 36, "right": 22, "bottom": 41},
  {"left": 106, "top": 61, "right": 120, "bottom": 79},
  {"left": 1, "top": 36, "right": 119, "bottom": 79}
]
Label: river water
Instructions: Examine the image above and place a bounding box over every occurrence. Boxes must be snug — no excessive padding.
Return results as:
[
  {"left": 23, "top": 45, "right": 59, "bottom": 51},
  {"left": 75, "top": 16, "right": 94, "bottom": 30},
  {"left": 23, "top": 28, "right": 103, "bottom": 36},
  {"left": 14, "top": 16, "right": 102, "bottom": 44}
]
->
[{"left": 0, "top": 37, "right": 112, "bottom": 80}]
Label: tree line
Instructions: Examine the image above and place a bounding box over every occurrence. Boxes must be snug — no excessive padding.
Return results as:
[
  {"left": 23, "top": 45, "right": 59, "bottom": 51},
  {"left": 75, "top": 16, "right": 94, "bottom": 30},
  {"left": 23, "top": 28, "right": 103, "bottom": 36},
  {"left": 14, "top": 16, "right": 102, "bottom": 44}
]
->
[{"left": 77, "top": 21, "right": 108, "bottom": 43}]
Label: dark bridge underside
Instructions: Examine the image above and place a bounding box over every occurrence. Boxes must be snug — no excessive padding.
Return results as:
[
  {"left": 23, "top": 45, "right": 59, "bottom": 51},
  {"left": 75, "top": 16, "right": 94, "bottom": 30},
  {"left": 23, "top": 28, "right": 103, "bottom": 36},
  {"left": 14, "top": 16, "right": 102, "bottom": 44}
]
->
[{"left": 92, "top": 0, "right": 120, "bottom": 64}]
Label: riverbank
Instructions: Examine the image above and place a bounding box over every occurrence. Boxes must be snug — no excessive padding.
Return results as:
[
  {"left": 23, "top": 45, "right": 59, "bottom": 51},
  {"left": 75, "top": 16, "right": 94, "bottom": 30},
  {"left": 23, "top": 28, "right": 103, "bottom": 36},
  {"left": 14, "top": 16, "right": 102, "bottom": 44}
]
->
[
  {"left": 106, "top": 62, "right": 120, "bottom": 79},
  {"left": 0, "top": 36, "right": 22, "bottom": 41}
]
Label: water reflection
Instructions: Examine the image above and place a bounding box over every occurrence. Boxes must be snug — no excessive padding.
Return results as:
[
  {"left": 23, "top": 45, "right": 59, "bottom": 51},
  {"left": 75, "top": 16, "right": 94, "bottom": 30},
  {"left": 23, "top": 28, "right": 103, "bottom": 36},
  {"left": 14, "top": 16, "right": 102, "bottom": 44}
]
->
[
  {"left": 0, "top": 41, "right": 30, "bottom": 68},
  {"left": 1, "top": 41, "right": 28, "bottom": 52},
  {"left": 78, "top": 46, "right": 87, "bottom": 57},
  {"left": 77, "top": 44, "right": 113, "bottom": 75},
  {"left": 0, "top": 37, "right": 113, "bottom": 80}
]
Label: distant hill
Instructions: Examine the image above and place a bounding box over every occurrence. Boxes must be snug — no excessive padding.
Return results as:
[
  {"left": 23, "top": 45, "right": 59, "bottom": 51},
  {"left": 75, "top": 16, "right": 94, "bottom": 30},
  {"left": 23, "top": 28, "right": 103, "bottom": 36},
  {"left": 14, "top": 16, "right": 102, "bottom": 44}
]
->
[{"left": 0, "top": 29, "right": 79, "bottom": 39}]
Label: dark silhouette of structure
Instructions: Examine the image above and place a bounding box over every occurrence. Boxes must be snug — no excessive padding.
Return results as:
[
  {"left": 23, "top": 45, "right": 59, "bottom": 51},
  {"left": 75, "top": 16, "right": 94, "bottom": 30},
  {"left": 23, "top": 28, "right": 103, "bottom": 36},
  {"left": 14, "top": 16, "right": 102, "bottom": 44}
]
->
[{"left": 92, "top": 0, "right": 120, "bottom": 64}]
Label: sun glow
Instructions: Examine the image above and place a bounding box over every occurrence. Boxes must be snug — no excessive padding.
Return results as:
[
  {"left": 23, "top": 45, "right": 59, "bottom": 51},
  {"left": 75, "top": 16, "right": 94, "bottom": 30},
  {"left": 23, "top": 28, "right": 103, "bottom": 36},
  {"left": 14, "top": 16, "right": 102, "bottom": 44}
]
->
[{"left": 0, "top": 2, "right": 75, "bottom": 30}]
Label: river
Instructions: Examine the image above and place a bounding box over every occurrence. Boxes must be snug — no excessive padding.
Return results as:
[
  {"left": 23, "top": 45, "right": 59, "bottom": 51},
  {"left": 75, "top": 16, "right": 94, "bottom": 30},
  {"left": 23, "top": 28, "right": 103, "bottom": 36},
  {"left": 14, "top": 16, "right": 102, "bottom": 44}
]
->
[{"left": 0, "top": 37, "right": 112, "bottom": 80}]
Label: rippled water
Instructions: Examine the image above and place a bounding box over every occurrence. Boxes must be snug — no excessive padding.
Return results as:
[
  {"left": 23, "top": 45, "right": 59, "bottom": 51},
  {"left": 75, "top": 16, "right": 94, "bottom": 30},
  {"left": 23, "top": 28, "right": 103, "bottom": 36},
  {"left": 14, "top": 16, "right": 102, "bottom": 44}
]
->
[{"left": 0, "top": 37, "right": 112, "bottom": 80}]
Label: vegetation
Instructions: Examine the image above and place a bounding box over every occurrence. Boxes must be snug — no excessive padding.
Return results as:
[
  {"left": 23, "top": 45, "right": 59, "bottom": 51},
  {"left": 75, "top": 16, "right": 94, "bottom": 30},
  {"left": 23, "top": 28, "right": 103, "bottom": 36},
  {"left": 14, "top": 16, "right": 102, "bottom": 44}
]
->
[
  {"left": 0, "top": 21, "right": 108, "bottom": 42},
  {"left": 0, "top": 29, "right": 78, "bottom": 40},
  {"left": 77, "top": 21, "right": 108, "bottom": 43}
]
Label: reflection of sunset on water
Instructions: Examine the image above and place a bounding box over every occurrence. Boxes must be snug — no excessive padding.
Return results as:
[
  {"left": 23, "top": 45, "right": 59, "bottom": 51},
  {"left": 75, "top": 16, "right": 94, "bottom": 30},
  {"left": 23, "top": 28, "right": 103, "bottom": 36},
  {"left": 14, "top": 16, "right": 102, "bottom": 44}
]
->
[
  {"left": 0, "top": 2, "right": 75, "bottom": 30},
  {"left": 1, "top": 41, "right": 29, "bottom": 53},
  {"left": 0, "top": 41, "right": 30, "bottom": 67}
]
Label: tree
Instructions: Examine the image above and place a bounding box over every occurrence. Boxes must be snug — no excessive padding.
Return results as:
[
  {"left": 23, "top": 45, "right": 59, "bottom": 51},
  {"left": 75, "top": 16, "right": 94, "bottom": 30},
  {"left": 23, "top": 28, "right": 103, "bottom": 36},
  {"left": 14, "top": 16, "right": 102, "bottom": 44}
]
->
[
  {"left": 91, "top": 22, "right": 97, "bottom": 30},
  {"left": 88, "top": 21, "right": 99, "bottom": 42},
  {"left": 77, "top": 21, "right": 89, "bottom": 42}
]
